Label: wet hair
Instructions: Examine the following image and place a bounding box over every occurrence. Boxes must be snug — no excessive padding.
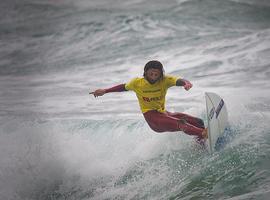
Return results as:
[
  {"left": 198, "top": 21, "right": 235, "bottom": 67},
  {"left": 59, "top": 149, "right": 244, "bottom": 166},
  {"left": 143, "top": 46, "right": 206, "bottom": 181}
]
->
[{"left": 143, "top": 60, "right": 164, "bottom": 78}]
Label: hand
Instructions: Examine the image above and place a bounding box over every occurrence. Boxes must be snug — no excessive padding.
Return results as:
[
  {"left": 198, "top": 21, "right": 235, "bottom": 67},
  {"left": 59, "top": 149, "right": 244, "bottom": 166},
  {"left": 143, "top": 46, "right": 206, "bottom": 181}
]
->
[
  {"left": 89, "top": 89, "right": 106, "bottom": 97},
  {"left": 183, "top": 80, "right": 193, "bottom": 91}
]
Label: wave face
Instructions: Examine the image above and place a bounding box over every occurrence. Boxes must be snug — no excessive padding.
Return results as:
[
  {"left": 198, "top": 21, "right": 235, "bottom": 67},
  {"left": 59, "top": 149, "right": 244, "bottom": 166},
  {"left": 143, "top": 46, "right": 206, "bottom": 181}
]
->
[{"left": 1, "top": 0, "right": 270, "bottom": 199}]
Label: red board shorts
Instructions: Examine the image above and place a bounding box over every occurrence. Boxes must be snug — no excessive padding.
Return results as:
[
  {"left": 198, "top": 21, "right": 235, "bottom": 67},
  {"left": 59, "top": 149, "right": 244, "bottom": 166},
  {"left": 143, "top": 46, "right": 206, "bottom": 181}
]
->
[{"left": 143, "top": 110, "right": 205, "bottom": 138}]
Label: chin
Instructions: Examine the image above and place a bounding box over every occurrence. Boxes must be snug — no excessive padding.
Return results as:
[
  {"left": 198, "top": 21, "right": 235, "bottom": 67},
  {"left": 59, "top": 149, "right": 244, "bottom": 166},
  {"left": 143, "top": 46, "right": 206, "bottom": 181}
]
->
[{"left": 145, "top": 77, "right": 159, "bottom": 84}]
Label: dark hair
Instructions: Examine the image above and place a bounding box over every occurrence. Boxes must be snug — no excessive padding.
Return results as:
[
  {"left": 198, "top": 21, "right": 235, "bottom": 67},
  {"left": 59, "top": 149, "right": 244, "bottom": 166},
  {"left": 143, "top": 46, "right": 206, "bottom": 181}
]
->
[{"left": 143, "top": 60, "right": 164, "bottom": 78}]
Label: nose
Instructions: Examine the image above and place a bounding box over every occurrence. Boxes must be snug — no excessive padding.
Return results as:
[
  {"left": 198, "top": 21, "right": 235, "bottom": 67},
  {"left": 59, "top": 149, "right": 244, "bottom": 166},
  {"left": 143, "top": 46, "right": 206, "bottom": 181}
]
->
[{"left": 151, "top": 73, "right": 159, "bottom": 79}]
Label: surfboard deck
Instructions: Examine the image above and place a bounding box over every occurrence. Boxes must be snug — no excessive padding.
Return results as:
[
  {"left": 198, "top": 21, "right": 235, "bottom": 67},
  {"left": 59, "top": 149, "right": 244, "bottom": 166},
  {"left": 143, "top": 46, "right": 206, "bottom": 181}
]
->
[{"left": 205, "top": 92, "right": 228, "bottom": 153}]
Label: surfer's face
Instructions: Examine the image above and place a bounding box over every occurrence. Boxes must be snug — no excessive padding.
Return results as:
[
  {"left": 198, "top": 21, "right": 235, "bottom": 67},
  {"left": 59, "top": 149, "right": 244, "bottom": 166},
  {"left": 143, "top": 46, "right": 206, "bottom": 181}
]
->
[{"left": 145, "top": 68, "right": 162, "bottom": 84}]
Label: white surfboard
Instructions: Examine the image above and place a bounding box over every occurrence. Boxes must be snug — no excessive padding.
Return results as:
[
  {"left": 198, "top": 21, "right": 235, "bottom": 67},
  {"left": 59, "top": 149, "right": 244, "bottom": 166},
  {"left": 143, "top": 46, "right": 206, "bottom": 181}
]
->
[{"left": 205, "top": 92, "right": 228, "bottom": 153}]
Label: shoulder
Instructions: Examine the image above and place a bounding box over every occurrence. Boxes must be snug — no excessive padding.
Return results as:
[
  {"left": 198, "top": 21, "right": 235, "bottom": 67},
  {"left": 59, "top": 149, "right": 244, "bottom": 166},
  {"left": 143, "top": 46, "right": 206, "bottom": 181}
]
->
[
  {"left": 164, "top": 74, "right": 179, "bottom": 81},
  {"left": 163, "top": 74, "right": 180, "bottom": 87},
  {"left": 125, "top": 77, "right": 143, "bottom": 89},
  {"left": 128, "top": 77, "right": 143, "bottom": 84}
]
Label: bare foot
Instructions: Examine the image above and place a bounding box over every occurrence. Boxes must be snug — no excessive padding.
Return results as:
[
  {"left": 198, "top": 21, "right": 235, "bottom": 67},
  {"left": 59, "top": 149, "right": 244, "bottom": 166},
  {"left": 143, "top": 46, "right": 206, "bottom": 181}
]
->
[{"left": 202, "top": 128, "right": 208, "bottom": 139}]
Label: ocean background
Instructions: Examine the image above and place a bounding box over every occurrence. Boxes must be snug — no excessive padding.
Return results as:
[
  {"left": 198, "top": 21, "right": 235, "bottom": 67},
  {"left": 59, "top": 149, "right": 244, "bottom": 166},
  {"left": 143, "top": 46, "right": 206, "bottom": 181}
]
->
[{"left": 1, "top": 0, "right": 270, "bottom": 199}]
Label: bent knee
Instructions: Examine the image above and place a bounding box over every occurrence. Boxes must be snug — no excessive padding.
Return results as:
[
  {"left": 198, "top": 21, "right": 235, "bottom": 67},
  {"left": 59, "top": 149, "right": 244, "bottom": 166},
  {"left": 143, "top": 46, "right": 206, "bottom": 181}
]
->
[
  {"left": 197, "top": 118, "right": 205, "bottom": 128},
  {"left": 145, "top": 119, "right": 165, "bottom": 133},
  {"left": 148, "top": 125, "right": 166, "bottom": 133}
]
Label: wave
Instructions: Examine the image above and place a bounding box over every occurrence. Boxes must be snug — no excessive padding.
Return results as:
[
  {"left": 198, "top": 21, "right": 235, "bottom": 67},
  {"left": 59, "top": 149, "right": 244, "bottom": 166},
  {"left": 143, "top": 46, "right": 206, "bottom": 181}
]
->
[
  {"left": 1, "top": 109, "right": 270, "bottom": 200},
  {"left": 1, "top": 0, "right": 270, "bottom": 199}
]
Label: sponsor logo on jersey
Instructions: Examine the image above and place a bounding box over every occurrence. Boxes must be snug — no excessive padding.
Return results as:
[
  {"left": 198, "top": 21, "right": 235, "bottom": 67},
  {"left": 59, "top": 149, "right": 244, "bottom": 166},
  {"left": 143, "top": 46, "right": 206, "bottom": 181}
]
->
[{"left": 142, "top": 96, "right": 162, "bottom": 102}]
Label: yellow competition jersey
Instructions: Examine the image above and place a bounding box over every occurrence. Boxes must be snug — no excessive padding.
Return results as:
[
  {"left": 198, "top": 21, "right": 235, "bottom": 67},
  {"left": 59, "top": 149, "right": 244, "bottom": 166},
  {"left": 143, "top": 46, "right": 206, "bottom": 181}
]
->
[{"left": 125, "top": 75, "right": 179, "bottom": 113}]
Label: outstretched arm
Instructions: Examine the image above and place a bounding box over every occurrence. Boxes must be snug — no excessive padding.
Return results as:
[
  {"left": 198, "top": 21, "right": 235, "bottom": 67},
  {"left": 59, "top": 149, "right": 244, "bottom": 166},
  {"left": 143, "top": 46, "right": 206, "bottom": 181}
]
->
[
  {"left": 176, "top": 78, "right": 193, "bottom": 91},
  {"left": 90, "top": 84, "right": 127, "bottom": 97}
]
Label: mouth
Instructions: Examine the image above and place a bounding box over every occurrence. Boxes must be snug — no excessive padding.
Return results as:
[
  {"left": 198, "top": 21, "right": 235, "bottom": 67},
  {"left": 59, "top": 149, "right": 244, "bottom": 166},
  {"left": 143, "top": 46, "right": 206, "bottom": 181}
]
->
[{"left": 148, "top": 78, "right": 158, "bottom": 84}]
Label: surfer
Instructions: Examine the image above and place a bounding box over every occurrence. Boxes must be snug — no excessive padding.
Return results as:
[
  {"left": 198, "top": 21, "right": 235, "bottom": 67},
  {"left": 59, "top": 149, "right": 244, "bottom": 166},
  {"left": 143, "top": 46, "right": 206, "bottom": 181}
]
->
[{"left": 90, "top": 60, "right": 208, "bottom": 143}]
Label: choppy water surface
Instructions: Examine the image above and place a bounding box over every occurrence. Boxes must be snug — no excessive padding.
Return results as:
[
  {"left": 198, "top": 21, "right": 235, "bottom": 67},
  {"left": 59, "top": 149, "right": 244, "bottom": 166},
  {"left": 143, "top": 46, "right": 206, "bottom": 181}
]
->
[{"left": 1, "top": 0, "right": 270, "bottom": 199}]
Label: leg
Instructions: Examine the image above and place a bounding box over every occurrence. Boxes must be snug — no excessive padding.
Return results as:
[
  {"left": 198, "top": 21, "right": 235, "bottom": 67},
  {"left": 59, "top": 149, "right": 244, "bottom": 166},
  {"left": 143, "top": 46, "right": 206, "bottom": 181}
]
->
[
  {"left": 166, "top": 111, "right": 208, "bottom": 145},
  {"left": 166, "top": 111, "right": 205, "bottom": 129},
  {"left": 143, "top": 110, "right": 204, "bottom": 137},
  {"left": 143, "top": 110, "right": 178, "bottom": 132}
]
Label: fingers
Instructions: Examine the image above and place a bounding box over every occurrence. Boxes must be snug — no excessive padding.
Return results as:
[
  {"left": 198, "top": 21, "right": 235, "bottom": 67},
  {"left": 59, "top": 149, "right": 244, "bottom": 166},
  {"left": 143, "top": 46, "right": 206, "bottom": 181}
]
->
[
  {"left": 89, "top": 89, "right": 105, "bottom": 97},
  {"left": 89, "top": 91, "right": 97, "bottom": 97},
  {"left": 184, "top": 83, "right": 193, "bottom": 91}
]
